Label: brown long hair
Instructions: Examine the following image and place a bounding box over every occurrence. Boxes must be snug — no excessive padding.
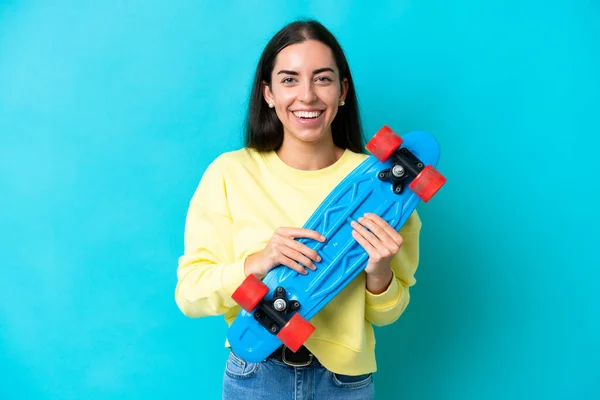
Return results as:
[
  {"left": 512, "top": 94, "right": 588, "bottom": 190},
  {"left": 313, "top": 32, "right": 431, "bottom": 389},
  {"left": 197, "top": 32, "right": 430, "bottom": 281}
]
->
[{"left": 244, "top": 19, "right": 365, "bottom": 153}]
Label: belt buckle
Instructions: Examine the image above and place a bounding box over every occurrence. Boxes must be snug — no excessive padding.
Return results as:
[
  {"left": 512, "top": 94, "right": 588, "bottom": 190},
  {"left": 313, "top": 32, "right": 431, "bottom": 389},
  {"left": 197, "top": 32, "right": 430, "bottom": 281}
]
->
[{"left": 281, "top": 346, "right": 313, "bottom": 367}]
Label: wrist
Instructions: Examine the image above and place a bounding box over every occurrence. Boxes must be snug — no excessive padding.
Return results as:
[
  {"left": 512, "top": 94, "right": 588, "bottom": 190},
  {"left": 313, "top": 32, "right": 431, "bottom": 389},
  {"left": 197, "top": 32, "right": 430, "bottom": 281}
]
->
[
  {"left": 366, "top": 268, "right": 393, "bottom": 294},
  {"left": 366, "top": 265, "right": 393, "bottom": 280},
  {"left": 244, "top": 251, "right": 265, "bottom": 279}
]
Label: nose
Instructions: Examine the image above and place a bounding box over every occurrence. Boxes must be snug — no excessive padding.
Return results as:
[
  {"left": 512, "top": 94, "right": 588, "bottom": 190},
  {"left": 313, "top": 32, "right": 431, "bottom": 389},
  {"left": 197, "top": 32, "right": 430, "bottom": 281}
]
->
[{"left": 300, "top": 81, "right": 317, "bottom": 103}]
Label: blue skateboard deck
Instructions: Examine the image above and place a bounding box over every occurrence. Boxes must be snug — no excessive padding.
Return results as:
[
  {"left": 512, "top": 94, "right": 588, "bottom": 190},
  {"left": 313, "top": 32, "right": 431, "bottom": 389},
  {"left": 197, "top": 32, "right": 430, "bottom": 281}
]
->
[{"left": 227, "top": 126, "right": 446, "bottom": 363}]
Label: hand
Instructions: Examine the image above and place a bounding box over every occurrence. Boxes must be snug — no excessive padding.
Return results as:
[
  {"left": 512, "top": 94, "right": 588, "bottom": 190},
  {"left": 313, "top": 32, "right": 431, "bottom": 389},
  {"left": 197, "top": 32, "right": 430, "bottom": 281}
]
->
[
  {"left": 351, "top": 213, "right": 403, "bottom": 292},
  {"left": 244, "top": 227, "right": 325, "bottom": 279}
]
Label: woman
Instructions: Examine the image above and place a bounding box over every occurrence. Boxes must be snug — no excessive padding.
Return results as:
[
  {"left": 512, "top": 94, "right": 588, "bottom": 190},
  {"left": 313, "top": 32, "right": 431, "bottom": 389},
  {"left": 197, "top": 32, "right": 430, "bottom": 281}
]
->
[{"left": 175, "top": 19, "right": 422, "bottom": 399}]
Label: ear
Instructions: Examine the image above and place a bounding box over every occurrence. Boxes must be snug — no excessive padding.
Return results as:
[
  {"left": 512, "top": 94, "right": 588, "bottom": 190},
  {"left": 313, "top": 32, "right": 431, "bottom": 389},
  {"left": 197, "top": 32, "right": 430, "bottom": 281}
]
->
[
  {"left": 262, "top": 81, "right": 275, "bottom": 107},
  {"left": 339, "top": 78, "right": 349, "bottom": 103}
]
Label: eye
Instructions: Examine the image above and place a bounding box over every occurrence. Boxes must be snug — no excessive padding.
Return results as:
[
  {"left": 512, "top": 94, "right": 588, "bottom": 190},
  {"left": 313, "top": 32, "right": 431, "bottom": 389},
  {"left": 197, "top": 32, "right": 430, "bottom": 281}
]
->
[
  {"left": 316, "top": 76, "right": 333, "bottom": 82},
  {"left": 281, "top": 77, "right": 296, "bottom": 84}
]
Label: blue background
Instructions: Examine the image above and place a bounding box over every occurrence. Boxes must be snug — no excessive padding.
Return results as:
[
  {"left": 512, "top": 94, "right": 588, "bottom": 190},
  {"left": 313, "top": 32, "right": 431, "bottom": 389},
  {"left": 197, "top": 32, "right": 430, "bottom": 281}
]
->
[{"left": 1, "top": 1, "right": 598, "bottom": 399}]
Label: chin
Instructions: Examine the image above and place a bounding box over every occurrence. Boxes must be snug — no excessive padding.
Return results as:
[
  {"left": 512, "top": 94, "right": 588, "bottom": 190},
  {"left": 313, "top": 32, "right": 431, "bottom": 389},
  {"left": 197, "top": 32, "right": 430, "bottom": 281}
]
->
[
  {"left": 286, "top": 123, "right": 332, "bottom": 143},
  {"left": 290, "top": 129, "right": 328, "bottom": 143}
]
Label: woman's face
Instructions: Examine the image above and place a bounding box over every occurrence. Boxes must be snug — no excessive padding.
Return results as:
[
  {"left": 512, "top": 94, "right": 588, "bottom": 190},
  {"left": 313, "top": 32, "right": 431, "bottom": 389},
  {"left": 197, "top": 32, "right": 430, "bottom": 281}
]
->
[{"left": 263, "top": 40, "right": 348, "bottom": 147}]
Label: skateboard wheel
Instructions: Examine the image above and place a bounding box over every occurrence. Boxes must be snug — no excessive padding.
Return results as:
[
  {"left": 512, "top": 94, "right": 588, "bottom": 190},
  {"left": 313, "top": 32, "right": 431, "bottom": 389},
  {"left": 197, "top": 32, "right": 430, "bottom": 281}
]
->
[
  {"left": 408, "top": 164, "right": 447, "bottom": 202},
  {"left": 366, "top": 125, "right": 404, "bottom": 162},
  {"left": 276, "top": 313, "right": 315, "bottom": 352},
  {"left": 231, "top": 274, "right": 269, "bottom": 312}
]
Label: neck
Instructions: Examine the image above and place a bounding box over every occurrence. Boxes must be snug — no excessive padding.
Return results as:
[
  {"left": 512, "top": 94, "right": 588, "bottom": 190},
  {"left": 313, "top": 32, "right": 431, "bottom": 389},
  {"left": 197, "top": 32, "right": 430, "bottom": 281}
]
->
[{"left": 276, "top": 135, "right": 344, "bottom": 171}]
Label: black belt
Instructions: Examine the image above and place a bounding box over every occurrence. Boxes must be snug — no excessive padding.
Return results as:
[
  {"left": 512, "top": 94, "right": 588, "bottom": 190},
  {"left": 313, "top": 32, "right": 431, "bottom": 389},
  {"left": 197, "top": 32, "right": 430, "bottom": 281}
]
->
[{"left": 268, "top": 345, "right": 318, "bottom": 367}]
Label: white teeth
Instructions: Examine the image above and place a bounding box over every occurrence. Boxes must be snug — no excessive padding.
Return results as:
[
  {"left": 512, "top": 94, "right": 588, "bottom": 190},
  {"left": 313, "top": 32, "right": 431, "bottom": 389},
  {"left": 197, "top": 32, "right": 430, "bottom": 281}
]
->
[{"left": 293, "top": 110, "right": 322, "bottom": 119}]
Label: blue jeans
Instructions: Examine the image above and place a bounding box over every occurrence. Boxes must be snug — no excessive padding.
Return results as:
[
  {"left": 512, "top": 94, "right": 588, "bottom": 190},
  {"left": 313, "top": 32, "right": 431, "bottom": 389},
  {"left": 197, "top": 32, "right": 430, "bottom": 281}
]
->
[{"left": 222, "top": 350, "right": 375, "bottom": 399}]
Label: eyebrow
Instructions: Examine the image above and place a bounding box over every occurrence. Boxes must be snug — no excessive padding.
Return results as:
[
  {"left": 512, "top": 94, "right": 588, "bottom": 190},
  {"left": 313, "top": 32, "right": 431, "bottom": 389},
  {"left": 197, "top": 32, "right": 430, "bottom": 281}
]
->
[{"left": 277, "top": 67, "right": 335, "bottom": 75}]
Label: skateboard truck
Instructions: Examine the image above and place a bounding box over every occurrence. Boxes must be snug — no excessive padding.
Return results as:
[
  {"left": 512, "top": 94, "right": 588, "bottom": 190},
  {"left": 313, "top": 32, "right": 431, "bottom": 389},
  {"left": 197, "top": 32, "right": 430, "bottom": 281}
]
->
[
  {"left": 367, "top": 125, "right": 446, "bottom": 202},
  {"left": 253, "top": 286, "right": 301, "bottom": 334},
  {"left": 377, "top": 147, "right": 426, "bottom": 195},
  {"left": 231, "top": 275, "right": 316, "bottom": 352}
]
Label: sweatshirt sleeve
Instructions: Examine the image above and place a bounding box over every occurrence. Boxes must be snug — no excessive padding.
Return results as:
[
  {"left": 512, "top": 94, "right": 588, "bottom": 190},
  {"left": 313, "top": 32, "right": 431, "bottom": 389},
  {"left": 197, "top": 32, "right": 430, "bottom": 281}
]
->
[
  {"left": 174, "top": 158, "right": 249, "bottom": 318},
  {"left": 364, "top": 211, "right": 422, "bottom": 327}
]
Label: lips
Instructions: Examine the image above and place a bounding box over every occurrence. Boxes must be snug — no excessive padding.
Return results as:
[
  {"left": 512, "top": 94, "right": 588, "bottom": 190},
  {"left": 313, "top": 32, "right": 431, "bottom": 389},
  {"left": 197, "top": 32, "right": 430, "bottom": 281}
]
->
[
  {"left": 290, "top": 109, "right": 325, "bottom": 126},
  {"left": 292, "top": 110, "right": 323, "bottom": 119}
]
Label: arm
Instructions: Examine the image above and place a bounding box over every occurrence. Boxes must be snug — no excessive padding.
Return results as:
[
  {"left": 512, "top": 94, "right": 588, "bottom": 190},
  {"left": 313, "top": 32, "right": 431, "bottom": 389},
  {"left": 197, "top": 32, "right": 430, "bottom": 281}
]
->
[
  {"left": 174, "top": 161, "right": 250, "bottom": 318},
  {"left": 364, "top": 211, "right": 421, "bottom": 327}
]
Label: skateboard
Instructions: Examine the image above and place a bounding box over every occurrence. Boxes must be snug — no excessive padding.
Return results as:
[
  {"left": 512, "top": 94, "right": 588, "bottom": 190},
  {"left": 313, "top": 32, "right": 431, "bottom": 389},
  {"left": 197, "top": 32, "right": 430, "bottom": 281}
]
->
[{"left": 227, "top": 125, "right": 446, "bottom": 362}]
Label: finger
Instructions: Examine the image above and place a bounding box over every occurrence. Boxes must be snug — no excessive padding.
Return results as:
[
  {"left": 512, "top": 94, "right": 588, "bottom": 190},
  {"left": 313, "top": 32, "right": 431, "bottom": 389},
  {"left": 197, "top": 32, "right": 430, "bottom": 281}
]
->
[
  {"left": 357, "top": 216, "right": 390, "bottom": 242},
  {"left": 280, "top": 246, "right": 317, "bottom": 270},
  {"left": 358, "top": 216, "right": 401, "bottom": 253},
  {"left": 278, "top": 254, "right": 309, "bottom": 275},
  {"left": 350, "top": 220, "right": 381, "bottom": 249},
  {"left": 351, "top": 228, "right": 378, "bottom": 257},
  {"left": 283, "top": 237, "right": 321, "bottom": 263},
  {"left": 277, "top": 227, "right": 326, "bottom": 242},
  {"left": 363, "top": 213, "right": 403, "bottom": 246}
]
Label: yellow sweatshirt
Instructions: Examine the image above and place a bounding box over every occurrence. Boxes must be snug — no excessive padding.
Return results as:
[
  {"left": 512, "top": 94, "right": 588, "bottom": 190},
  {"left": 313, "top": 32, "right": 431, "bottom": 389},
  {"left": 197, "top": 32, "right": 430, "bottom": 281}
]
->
[{"left": 175, "top": 147, "right": 422, "bottom": 375}]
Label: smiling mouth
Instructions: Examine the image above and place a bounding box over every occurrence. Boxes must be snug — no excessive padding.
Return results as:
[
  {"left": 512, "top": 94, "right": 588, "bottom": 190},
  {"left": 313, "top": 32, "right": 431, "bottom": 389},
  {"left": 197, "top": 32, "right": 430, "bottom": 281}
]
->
[{"left": 292, "top": 110, "right": 323, "bottom": 119}]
